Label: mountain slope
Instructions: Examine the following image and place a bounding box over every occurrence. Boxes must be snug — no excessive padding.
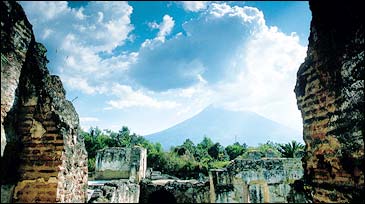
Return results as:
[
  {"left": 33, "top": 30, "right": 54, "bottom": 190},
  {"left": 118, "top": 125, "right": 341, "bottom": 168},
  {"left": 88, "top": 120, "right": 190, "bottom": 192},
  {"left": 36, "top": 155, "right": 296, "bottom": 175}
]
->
[{"left": 144, "top": 106, "right": 302, "bottom": 150}]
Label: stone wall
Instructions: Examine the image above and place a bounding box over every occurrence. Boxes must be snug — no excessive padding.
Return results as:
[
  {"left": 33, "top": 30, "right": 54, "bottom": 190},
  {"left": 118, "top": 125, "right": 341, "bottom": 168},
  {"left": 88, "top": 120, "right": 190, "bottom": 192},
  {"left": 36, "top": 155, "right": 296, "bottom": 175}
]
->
[
  {"left": 294, "top": 1, "right": 364, "bottom": 202},
  {"left": 139, "top": 179, "right": 210, "bottom": 203},
  {"left": 95, "top": 147, "right": 147, "bottom": 182},
  {"left": 88, "top": 180, "right": 140, "bottom": 203},
  {"left": 209, "top": 158, "right": 306, "bottom": 203},
  {"left": 1, "top": 0, "right": 32, "bottom": 158},
  {"left": 1, "top": 1, "right": 88, "bottom": 203}
]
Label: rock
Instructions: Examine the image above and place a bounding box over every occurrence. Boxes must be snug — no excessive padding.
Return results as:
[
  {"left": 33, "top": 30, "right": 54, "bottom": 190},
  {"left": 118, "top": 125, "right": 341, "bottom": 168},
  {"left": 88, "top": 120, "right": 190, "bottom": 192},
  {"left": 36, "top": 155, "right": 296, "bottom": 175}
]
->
[
  {"left": 0, "top": 1, "right": 87, "bottom": 202},
  {"left": 294, "top": 0, "right": 364, "bottom": 202}
]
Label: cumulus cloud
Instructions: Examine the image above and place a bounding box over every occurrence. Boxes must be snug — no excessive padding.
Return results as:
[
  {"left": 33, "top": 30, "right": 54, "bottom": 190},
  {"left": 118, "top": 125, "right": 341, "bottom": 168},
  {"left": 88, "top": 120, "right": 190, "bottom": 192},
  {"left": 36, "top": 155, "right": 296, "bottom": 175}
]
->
[
  {"left": 130, "top": 3, "right": 266, "bottom": 91},
  {"left": 180, "top": 1, "right": 209, "bottom": 12},
  {"left": 106, "top": 84, "right": 180, "bottom": 109},
  {"left": 211, "top": 26, "right": 306, "bottom": 130},
  {"left": 129, "top": 2, "right": 306, "bottom": 130},
  {"left": 21, "top": 1, "right": 70, "bottom": 21},
  {"left": 20, "top": 1, "right": 134, "bottom": 95},
  {"left": 143, "top": 15, "right": 175, "bottom": 48},
  {"left": 21, "top": 2, "right": 307, "bottom": 131},
  {"left": 157, "top": 15, "right": 175, "bottom": 39}
]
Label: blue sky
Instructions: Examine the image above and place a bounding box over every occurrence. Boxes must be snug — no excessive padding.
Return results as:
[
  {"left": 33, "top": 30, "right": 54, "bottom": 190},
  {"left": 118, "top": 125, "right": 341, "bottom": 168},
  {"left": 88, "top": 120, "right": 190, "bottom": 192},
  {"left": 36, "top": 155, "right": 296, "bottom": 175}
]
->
[{"left": 20, "top": 1, "right": 311, "bottom": 136}]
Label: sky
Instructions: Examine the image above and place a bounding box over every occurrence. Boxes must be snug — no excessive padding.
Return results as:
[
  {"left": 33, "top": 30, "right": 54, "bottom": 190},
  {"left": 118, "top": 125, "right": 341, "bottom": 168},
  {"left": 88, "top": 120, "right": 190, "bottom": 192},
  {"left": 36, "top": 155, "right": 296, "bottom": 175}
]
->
[{"left": 19, "top": 1, "right": 311, "bottom": 136}]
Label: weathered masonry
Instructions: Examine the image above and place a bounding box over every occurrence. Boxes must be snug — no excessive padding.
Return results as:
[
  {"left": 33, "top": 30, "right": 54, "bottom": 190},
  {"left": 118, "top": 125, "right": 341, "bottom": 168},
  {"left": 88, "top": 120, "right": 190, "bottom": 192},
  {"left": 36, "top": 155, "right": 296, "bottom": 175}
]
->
[
  {"left": 208, "top": 158, "right": 306, "bottom": 203},
  {"left": 295, "top": 0, "right": 364, "bottom": 202},
  {"left": 88, "top": 147, "right": 147, "bottom": 203},
  {"left": 138, "top": 158, "right": 305, "bottom": 203},
  {"left": 1, "top": 1, "right": 88, "bottom": 203},
  {"left": 95, "top": 147, "right": 147, "bottom": 182}
]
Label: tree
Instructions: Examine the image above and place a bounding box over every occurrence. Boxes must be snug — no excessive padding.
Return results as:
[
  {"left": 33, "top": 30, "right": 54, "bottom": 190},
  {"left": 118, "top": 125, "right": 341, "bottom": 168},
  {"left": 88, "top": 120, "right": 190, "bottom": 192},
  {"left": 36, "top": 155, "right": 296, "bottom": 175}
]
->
[
  {"left": 109, "top": 126, "right": 133, "bottom": 147},
  {"left": 195, "top": 136, "right": 214, "bottom": 162},
  {"left": 197, "top": 136, "right": 214, "bottom": 150},
  {"left": 277, "top": 140, "right": 305, "bottom": 158},
  {"left": 174, "top": 146, "right": 188, "bottom": 156},
  {"left": 208, "top": 143, "right": 220, "bottom": 159},
  {"left": 257, "top": 141, "right": 281, "bottom": 157},
  {"left": 181, "top": 139, "right": 196, "bottom": 155},
  {"left": 208, "top": 143, "right": 229, "bottom": 161},
  {"left": 225, "top": 142, "right": 247, "bottom": 160}
]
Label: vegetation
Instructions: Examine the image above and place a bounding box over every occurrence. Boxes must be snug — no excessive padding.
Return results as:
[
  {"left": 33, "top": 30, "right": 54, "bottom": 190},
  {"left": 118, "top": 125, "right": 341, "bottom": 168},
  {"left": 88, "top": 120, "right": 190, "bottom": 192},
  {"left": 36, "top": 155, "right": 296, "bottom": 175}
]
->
[
  {"left": 82, "top": 126, "right": 304, "bottom": 179},
  {"left": 277, "top": 140, "right": 305, "bottom": 158}
]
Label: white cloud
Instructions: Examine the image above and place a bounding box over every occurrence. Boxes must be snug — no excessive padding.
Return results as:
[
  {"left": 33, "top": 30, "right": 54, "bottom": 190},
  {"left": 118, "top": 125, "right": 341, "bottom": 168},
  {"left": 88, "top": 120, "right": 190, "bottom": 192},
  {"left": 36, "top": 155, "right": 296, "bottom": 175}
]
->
[
  {"left": 106, "top": 84, "right": 180, "bottom": 109},
  {"left": 20, "top": 1, "right": 135, "bottom": 95},
  {"left": 208, "top": 13, "right": 306, "bottom": 130},
  {"left": 181, "top": 1, "right": 209, "bottom": 12},
  {"left": 42, "top": 28, "right": 53, "bottom": 40},
  {"left": 157, "top": 15, "right": 175, "bottom": 39},
  {"left": 75, "top": 7, "right": 86, "bottom": 20},
  {"left": 63, "top": 77, "right": 108, "bottom": 95},
  {"left": 130, "top": 2, "right": 306, "bottom": 130},
  {"left": 21, "top": 2, "right": 308, "bottom": 132},
  {"left": 131, "top": 2, "right": 266, "bottom": 91},
  {"left": 143, "top": 14, "right": 175, "bottom": 47},
  {"left": 148, "top": 21, "right": 159, "bottom": 29},
  {"left": 81, "top": 2, "right": 134, "bottom": 52},
  {"left": 23, "top": 1, "right": 70, "bottom": 21},
  {"left": 97, "top": 12, "right": 104, "bottom": 23},
  {"left": 80, "top": 117, "right": 100, "bottom": 122}
]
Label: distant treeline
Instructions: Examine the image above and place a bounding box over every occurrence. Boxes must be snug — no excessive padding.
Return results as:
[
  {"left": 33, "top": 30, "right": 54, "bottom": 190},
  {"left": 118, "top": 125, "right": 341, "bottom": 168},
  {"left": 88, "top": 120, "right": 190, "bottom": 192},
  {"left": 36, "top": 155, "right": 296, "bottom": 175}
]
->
[{"left": 82, "top": 126, "right": 304, "bottom": 179}]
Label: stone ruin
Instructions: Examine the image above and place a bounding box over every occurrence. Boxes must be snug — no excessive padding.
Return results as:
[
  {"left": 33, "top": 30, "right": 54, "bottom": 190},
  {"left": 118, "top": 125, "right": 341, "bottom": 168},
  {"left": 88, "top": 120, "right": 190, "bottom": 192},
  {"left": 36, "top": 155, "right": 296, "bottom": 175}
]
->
[
  {"left": 1, "top": 1, "right": 87, "bottom": 203},
  {"left": 139, "top": 179, "right": 210, "bottom": 203},
  {"left": 1, "top": 0, "right": 363, "bottom": 203},
  {"left": 89, "top": 146, "right": 306, "bottom": 203},
  {"left": 88, "top": 147, "right": 147, "bottom": 203},
  {"left": 209, "top": 158, "right": 306, "bottom": 203},
  {"left": 138, "top": 158, "right": 306, "bottom": 203},
  {"left": 95, "top": 147, "right": 147, "bottom": 182}
]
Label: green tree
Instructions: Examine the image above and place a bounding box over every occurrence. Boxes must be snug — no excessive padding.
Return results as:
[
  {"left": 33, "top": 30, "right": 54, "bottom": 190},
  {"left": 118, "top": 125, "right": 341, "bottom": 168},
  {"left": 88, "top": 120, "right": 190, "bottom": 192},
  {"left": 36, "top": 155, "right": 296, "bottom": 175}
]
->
[
  {"left": 258, "top": 141, "right": 281, "bottom": 157},
  {"left": 208, "top": 143, "right": 229, "bottom": 161},
  {"left": 195, "top": 136, "right": 214, "bottom": 161},
  {"left": 90, "top": 126, "right": 102, "bottom": 138},
  {"left": 197, "top": 136, "right": 214, "bottom": 150},
  {"left": 181, "top": 139, "right": 196, "bottom": 155},
  {"left": 208, "top": 143, "right": 220, "bottom": 160},
  {"left": 277, "top": 140, "right": 305, "bottom": 158},
  {"left": 225, "top": 142, "right": 247, "bottom": 160},
  {"left": 111, "top": 126, "right": 131, "bottom": 147}
]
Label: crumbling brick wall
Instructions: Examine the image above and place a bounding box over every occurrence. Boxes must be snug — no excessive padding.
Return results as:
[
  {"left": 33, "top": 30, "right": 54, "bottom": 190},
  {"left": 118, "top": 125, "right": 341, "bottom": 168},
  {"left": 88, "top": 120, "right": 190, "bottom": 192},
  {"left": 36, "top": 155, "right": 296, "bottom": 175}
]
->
[
  {"left": 295, "top": 1, "right": 364, "bottom": 202},
  {"left": 1, "top": 1, "right": 88, "bottom": 203}
]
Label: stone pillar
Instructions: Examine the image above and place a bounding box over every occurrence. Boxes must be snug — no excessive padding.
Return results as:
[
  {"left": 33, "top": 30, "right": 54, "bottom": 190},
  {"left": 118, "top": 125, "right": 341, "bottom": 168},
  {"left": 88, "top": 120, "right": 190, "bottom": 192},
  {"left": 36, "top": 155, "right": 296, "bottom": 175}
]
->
[
  {"left": 129, "top": 162, "right": 137, "bottom": 182},
  {"left": 249, "top": 180, "right": 270, "bottom": 203},
  {"left": 208, "top": 171, "right": 216, "bottom": 203}
]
